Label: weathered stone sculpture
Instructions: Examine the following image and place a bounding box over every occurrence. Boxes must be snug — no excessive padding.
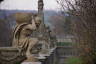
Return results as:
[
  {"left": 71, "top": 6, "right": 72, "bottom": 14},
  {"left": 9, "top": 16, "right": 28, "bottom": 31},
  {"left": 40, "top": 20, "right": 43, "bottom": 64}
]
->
[
  {"left": 0, "top": 0, "right": 57, "bottom": 63},
  {"left": 38, "top": 26, "right": 55, "bottom": 55},
  {"left": 13, "top": 13, "right": 42, "bottom": 61},
  {"left": 0, "top": 13, "right": 42, "bottom": 64}
]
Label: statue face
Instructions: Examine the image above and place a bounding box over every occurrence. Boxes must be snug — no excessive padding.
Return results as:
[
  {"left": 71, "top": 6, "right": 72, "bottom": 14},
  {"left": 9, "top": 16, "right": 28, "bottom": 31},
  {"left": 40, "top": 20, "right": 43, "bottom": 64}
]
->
[
  {"left": 35, "top": 16, "right": 41, "bottom": 28},
  {"left": 31, "top": 14, "right": 41, "bottom": 29}
]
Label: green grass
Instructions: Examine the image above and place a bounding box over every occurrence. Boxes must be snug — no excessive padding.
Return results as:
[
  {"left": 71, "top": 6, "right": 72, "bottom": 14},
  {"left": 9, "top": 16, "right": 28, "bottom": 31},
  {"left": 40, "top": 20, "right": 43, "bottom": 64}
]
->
[
  {"left": 57, "top": 42, "right": 72, "bottom": 46},
  {"left": 66, "top": 57, "right": 84, "bottom": 64}
]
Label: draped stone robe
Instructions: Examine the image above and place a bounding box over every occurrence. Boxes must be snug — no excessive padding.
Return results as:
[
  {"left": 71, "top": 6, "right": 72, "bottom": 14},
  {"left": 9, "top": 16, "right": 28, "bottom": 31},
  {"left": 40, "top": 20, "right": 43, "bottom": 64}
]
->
[{"left": 12, "top": 21, "right": 40, "bottom": 55}]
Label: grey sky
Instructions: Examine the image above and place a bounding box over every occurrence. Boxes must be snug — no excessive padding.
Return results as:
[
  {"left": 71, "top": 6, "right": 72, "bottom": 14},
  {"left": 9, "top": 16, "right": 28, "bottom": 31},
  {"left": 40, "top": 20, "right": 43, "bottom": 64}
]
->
[{"left": 0, "top": 0, "right": 59, "bottom": 10}]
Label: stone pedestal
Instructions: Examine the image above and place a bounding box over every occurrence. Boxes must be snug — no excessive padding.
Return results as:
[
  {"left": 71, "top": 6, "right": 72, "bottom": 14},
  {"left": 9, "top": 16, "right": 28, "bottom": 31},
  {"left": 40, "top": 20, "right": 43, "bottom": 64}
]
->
[
  {"left": 21, "top": 62, "right": 41, "bottom": 64},
  {"left": 0, "top": 47, "right": 26, "bottom": 64}
]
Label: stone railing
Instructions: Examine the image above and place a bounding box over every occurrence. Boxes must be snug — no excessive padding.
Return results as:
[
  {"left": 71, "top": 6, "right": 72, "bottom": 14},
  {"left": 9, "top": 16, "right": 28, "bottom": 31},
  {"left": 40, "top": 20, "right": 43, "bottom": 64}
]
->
[
  {"left": 0, "top": 47, "right": 26, "bottom": 64},
  {"left": 0, "top": 46, "right": 57, "bottom": 64},
  {"left": 21, "top": 47, "right": 57, "bottom": 64}
]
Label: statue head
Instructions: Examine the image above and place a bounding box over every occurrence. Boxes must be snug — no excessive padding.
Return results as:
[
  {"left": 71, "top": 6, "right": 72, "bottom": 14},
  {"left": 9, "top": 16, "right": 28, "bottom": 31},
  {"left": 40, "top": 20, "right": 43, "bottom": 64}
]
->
[
  {"left": 32, "top": 14, "right": 41, "bottom": 28},
  {"left": 13, "top": 13, "right": 42, "bottom": 39}
]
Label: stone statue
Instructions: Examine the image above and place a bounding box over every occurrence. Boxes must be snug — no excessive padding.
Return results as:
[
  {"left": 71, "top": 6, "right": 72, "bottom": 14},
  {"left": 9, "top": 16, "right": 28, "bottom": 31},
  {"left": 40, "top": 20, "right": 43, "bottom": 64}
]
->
[
  {"left": 12, "top": 13, "right": 42, "bottom": 61},
  {"left": 43, "top": 26, "right": 57, "bottom": 49},
  {"left": 0, "top": 0, "right": 57, "bottom": 63},
  {"left": 38, "top": 26, "right": 52, "bottom": 54}
]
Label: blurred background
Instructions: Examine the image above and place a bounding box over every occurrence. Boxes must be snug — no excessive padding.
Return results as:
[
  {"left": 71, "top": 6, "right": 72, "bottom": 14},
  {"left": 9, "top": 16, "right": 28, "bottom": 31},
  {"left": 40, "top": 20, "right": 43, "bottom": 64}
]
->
[{"left": 0, "top": 0, "right": 96, "bottom": 64}]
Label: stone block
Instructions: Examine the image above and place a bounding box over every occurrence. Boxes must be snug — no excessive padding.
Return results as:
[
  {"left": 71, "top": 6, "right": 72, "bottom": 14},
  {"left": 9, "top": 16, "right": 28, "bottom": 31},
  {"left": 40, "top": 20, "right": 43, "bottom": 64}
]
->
[{"left": 21, "top": 62, "right": 41, "bottom": 64}]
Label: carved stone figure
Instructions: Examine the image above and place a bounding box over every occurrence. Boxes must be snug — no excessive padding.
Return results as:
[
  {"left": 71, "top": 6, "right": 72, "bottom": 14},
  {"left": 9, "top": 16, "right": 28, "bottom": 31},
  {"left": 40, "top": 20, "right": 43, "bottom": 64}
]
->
[
  {"left": 12, "top": 13, "right": 42, "bottom": 61},
  {"left": 43, "top": 26, "right": 57, "bottom": 49},
  {"left": 0, "top": 0, "right": 50, "bottom": 63},
  {"left": 38, "top": 26, "right": 52, "bottom": 55}
]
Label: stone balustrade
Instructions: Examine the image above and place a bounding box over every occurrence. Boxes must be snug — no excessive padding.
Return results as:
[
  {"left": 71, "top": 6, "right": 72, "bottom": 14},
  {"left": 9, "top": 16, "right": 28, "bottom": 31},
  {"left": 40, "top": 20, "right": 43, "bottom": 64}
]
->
[
  {"left": 0, "top": 47, "right": 26, "bottom": 64},
  {"left": 21, "top": 47, "right": 57, "bottom": 64},
  {"left": 0, "top": 47, "right": 57, "bottom": 64}
]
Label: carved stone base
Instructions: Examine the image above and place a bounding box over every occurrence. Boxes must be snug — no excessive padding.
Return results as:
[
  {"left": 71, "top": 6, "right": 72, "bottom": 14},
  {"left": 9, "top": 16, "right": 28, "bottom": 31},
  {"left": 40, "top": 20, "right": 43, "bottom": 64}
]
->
[
  {"left": 0, "top": 47, "right": 26, "bottom": 64},
  {"left": 21, "top": 62, "right": 41, "bottom": 64}
]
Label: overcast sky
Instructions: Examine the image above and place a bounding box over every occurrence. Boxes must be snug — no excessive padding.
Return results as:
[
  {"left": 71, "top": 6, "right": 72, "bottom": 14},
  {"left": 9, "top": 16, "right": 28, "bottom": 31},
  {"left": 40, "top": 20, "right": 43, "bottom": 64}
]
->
[{"left": 0, "top": 0, "right": 59, "bottom": 10}]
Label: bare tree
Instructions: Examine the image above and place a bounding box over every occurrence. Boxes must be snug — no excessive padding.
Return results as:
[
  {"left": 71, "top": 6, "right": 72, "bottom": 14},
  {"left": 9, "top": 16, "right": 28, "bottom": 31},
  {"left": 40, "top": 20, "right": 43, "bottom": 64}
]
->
[
  {"left": 56, "top": 0, "right": 96, "bottom": 64},
  {"left": 48, "top": 14, "right": 72, "bottom": 38}
]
